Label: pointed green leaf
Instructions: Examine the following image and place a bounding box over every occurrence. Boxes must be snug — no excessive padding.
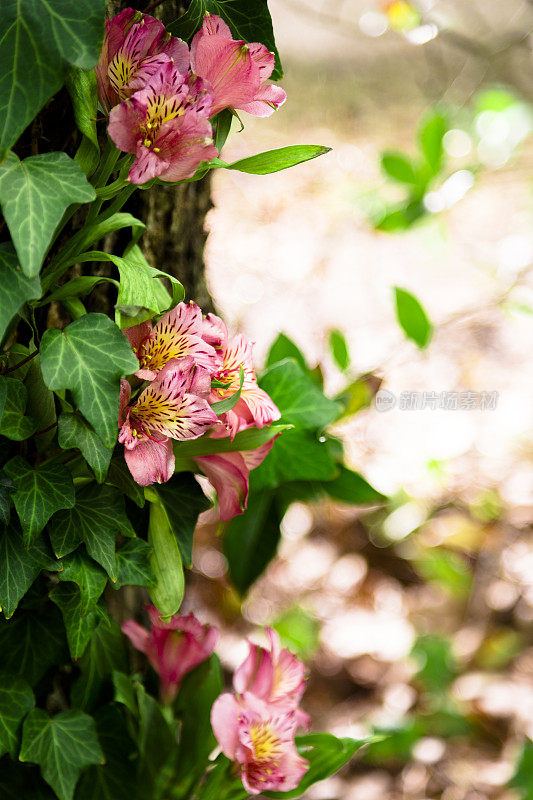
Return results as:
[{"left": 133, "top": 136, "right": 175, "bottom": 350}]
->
[
  {"left": 4, "top": 457, "right": 75, "bottom": 546},
  {"left": 66, "top": 67, "right": 98, "bottom": 149},
  {"left": 48, "top": 484, "right": 135, "bottom": 581},
  {"left": 105, "top": 459, "right": 145, "bottom": 507},
  {"left": 114, "top": 538, "right": 155, "bottom": 589},
  {"left": 0, "top": 674, "right": 35, "bottom": 758},
  {"left": 0, "top": 471, "right": 16, "bottom": 526},
  {"left": 0, "top": 0, "right": 106, "bottom": 156},
  {"left": 419, "top": 112, "right": 446, "bottom": 175},
  {"left": 0, "top": 377, "right": 38, "bottom": 441},
  {"left": 75, "top": 704, "right": 136, "bottom": 800},
  {"left": 20, "top": 708, "right": 104, "bottom": 800},
  {"left": 168, "top": 0, "right": 282, "bottom": 79},
  {"left": 173, "top": 423, "right": 290, "bottom": 458},
  {"left": 225, "top": 145, "right": 330, "bottom": 175},
  {"left": 0, "top": 523, "right": 60, "bottom": 619},
  {"left": 71, "top": 622, "right": 128, "bottom": 712},
  {"left": 266, "top": 333, "right": 308, "bottom": 372},
  {"left": 49, "top": 582, "right": 104, "bottom": 660},
  {"left": 393, "top": 287, "right": 433, "bottom": 349},
  {"left": 325, "top": 466, "right": 386, "bottom": 505},
  {"left": 252, "top": 429, "right": 337, "bottom": 490},
  {"left": 328, "top": 329, "right": 350, "bottom": 371},
  {"left": 58, "top": 412, "right": 113, "bottom": 483},
  {"left": 0, "top": 244, "right": 41, "bottom": 343},
  {"left": 40, "top": 314, "right": 139, "bottom": 447},
  {"left": 148, "top": 501, "right": 184, "bottom": 619},
  {"left": 135, "top": 681, "right": 178, "bottom": 797},
  {"left": 0, "top": 602, "right": 67, "bottom": 685},
  {"left": 154, "top": 473, "right": 210, "bottom": 568},
  {"left": 0, "top": 152, "right": 95, "bottom": 277},
  {"left": 57, "top": 550, "right": 107, "bottom": 612},
  {"left": 259, "top": 359, "right": 340, "bottom": 429},
  {"left": 381, "top": 151, "right": 419, "bottom": 185}
]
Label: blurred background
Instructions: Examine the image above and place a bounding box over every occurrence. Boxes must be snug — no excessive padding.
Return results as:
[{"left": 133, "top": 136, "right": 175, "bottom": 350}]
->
[{"left": 189, "top": 2, "right": 533, "bottom": 798}]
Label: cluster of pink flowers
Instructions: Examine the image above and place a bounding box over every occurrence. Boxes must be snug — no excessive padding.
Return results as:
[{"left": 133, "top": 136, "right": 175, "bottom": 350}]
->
[
  {"left": 96, "top": 8, "right": 286, "bottom": 184},
  {"left": 119, "top": 301, "right": 280, "bottom": 519},
  {"left": 211, "top": 628, "right": 310, "bottom": 794},
  {"left": 122, "top": 606, "right": 218, "bottom": 703}
]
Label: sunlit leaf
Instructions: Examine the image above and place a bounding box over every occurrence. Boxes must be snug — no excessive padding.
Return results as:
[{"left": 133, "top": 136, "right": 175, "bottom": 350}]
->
[{"left": 393, "top": 287, "right": 433, "bottom": 348}]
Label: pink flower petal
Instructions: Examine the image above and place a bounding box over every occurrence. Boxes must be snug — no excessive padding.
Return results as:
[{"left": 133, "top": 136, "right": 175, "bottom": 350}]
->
[
  {"left": 124, "top": 437, "right": 174, "bottom": 486},
  {"left": 239, "top": 83, "right": 287, "bottom": 117},
  {"left": 211, "top": 693, "right": 242, "bottom": 758}
]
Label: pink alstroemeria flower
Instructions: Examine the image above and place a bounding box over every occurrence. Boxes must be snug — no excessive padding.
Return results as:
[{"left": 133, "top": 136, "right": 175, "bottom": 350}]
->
[
  {"left": 123, "top": 606, "right": 218, "bottom": 702},
  {"left": 195, "top": 437, "right": 277, "bottom": 521},
  {"left": 205, "top": 314, "right": 281, "bottom": 439},
  {"left": 190, "top": 14, "right": 286, "bottom": 117},
  {"left": 234, "top": 628, "right": 309, "bottom": 729},
  {"left": 124, "top": 301, "right": 219, "bottom": 381},
  {"left": 95, "top": 7, "right": 189, "bottom": 113},
  {"left": 211, "top": 692, "right": 309, "bottom": 794},
  {"left": 108, "top": 61, "right": 218, "bottom": 184},
  {"left": 119, "top": 359, "right": 218, "bottom": 486}
]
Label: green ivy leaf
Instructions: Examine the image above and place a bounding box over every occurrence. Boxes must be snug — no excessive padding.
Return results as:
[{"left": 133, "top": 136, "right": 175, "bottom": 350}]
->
[
  {"left": 148, "top": 501, "right": 184, "bottom": 619},
  {"left": 25, "top": 355, "right": 57, "bottom": 452},
  {"left": 0, "top": 152, "right": 95, "bottom": 277},
  {"left": 0, "top": 244, "right": 41, "bottom": 343},
  {"left": 224, "top": 145, "right": 330, "bottom": 175},
  {"left": 265, "top": 332, "right": 309, "bottom": 373},
  {"left": 252, "top": 429, "right": 337, "bottom": 490},
  {"left": 75, "top": 704, "right": 136, "bottom": 800},
  {"left": 0, "top": 674, "right": 35, "bottom": 758},
  {"left": 265, "top": 734, "right": 375, "bottom": 799},
  {"left": 114, "top": 538, "right": 155, "bottom": 589},
  {"left": 48, "top": 484, "right": 135, "bottom": 581},
  {"left": 154, "top": 472, "right": 211, "bottom": 568},
  {"left": 49, "top": 582, "right": 104, "bottom": 660},
  {"left": 393, "top": 287, "right": 433, "bottom": 349},
  {"left": 168, "top": 0, "right": 283, "bottom": 79},
  {"left": 4, "top": 457, "right": 75, "bottom": 546},
  {"left": 105, "top": 459, "right": 145, "bottom": 508},
  {"left": 0, "top": 471, "right": 16, "bottom": 526},
  {"left": 57, "top": 550, "right": 107, "bottom": 611},
  {"left": 0, "top": 0, "right": 106, "bottom": 156},
  {"left": 328, "top": 329, "right": 350, "bottom": 371},
  {"left": 224, "top": 490, "right": 280, "bottom": 594},
  {"left": 40, "top": 313, "right": 139, "bottom": 447},
  {"left": 325, "top": 466, "right": 386, "bottom": 505},
  {"left": 0, "top": 523, "right": 60, "bottom": 619},
  {"left": 0, "top": 601, "right": 67, "bottom": 686},
  {"left": 0, "top": 377, "right": 38, "bottom": 441},
  {"left": 20, "top": 708, "right": 104, "bottom": 800},
  {"left": 71, "top": 621, "right": 128, "bottom": 712},
  {"left": 259, "top": 359, "right": 340, "bottom": 429},
  {"left": 58, "top": 412, "right": 113, "bottom": 483}
]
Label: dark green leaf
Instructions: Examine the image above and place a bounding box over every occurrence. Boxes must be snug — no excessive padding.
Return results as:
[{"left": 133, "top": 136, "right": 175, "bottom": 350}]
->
[
  {"left": 135, "top": 681, "right": 177, "bottom": 797},
  {"left": 40, "top": 313, "right": 139, "bottom": 447},
  {"left": 147, "top": 501, "right": 184, "bottom": 618},
  {"left": 0, "top": 523, "right": 60, "bottom": 619},
  {"left": 260, "top": 359, "right": 340, "bottom": 429},
  {"left": 70, "top": 620, "right": 128, "bottom": 711},
  {"left": 168, "top": 0, "right": 282, "bottom": 79},
  {"left": 265, "top": 333, "right": 308, "bottom": 373},
  {"left": 411, "top": 634, "right": 457, "bottom": 694},
  {"left": 4, "top": 457, "right": 75, "bottom": 546},
  {"left": 393, "top": 287, "right": 433, "bottom": 349},
  {"left": 0, "top": 471, "right": 16, "bottom": 526},
  {"left": 224, "top": 490, "right": 281, "bottom": 594},
  {"left": 174, "top": 656, "right": 223, "bottom": 794},
  {"left": 48, "top": 484, "right": 135, "bottom": 581},
  {"left": 0, "top": 674, "right": 35, "bottom": 758},
  {"left": 20, "top": 708, "right": 104, "bottom": 800},
  {"left": 252, "top": 429, "right": 337, "bottom": 490},
  {"left": 0, "top": 377, "right": 38, "bottom": 441},
  {"left": 25, "top": 355, "right": 57, "bottom": 452},
  {"left": 214, "top": 109, "right": 233, "bottom": 151},
  {"left": 58, "top": 412, "right": 113, "bottom": 483},
  {"left": 49, "top": 582, "right": 104, "bottom": 660},
  {"left": 0, "top": 0, "right": 106, "bottom": 155},
  {"left": 419, "top": 112, "right": 446, "bottom": 175},
  {"left": 42, "top": 275, "right": 117, "bottom": 305},
  {"left": 105, "top": 459, "right": 145, "bottom": 507},
  {"left": 66, "top": 67, "right": 98, "bottom": 149},
  {"left": 265, "top": 734, "right": 374, "bottom": 799},
  {"left": 0, "top": 244, "right": 41, "bottom": 343},
  {"left": 325, "top": 466, "right": 386, "bottom": 505},
  {"left": 511, "top": 740, "right": 533, "bottom": 800},
  {"left": 154, "top": 472, "right": 211, "bottom": 568},
  {"left": 225, "top": 145, "right": 330, "bottom": 175},
  {"left": 75, "top": 704, "right": 137, "bottom": 800},
  {"left": 173, "top": 423, "right": 290, "bottom": 458},
  {"left": 381, "top": 151, "right": 419, "bottom": 185},
  {"left": 0, "top": 601, "right": 67, "bottom": 685},
  {"left": 328, "top": 329, "right": 350, "bottom": 371},
  {"left": 0, "top": 152, "right": 95, "bottom": 277},
  {"left": 114, "top": 539, "right": 155, "bottom": 589},
  {"left": 57, "top": 550, "right": 107, "bottom": 612}
]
